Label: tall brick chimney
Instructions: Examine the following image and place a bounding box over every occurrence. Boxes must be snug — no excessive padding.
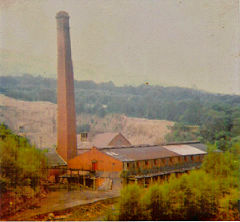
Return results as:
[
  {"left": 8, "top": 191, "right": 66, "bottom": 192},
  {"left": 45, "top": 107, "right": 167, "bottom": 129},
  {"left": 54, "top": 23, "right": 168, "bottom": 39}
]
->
[{"left": 56, "top": 11, "right": 77, "bottom": 161}]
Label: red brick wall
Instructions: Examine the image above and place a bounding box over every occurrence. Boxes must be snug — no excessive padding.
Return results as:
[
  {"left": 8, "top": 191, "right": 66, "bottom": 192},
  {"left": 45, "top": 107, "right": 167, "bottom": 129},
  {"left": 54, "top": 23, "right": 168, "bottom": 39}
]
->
[
  {"left": 68, "top": 147, "right": 123, "bottom": 172},
  {"left": 56, "top": 11, "right": 77, "bottom": 161}
]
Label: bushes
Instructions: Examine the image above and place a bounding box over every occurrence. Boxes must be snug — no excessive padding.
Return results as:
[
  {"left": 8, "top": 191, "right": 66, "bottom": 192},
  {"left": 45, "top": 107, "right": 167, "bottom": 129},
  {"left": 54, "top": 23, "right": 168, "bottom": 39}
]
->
[
  {"left": 0, "top": 123, "right": 48, "bottom": 217},
  {"left": 115, "top": 172, "right": 238, "bottom": 220},
  {"left": 0, "top": 123, "right": 47, "bottom": 191},
  {"left": 144, "top": 171, "right": 220, "bottom": 220},
  {"left": 118, "top": 184, "right": 145, "bottom": 221}
]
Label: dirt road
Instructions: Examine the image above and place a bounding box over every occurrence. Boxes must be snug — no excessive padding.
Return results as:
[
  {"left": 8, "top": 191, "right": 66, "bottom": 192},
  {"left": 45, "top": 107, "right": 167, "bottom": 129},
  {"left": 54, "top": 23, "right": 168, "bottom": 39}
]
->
[{"left": 6, "top": 189, "right": 120, "bottom": 221}]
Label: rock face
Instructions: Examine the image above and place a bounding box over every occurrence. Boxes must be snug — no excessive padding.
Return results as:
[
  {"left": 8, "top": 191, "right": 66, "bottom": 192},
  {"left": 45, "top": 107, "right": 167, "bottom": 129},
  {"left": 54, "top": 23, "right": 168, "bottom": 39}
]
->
[
  {"left": 0, "top": 94, "right": 174, "bottom": 149},
  {"left": 0, "top": 94, "right": 57, "bottom": 149},
  {"left": 56, "top": 11, "right": 77, "bottom": 161}
]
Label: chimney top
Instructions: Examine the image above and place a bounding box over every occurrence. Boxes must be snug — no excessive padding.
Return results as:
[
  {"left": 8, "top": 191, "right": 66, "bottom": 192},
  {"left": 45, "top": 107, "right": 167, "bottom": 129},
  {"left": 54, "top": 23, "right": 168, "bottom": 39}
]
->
[{"left": 56, "top": 11, "right": 69, "bottom": 19}]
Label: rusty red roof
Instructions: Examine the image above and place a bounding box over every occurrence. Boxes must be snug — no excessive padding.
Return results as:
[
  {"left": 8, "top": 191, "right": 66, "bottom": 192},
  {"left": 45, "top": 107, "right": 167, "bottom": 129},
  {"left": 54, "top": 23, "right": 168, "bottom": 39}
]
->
[{"left": 101, "top": 145, "right": 179, "bottom": 162}]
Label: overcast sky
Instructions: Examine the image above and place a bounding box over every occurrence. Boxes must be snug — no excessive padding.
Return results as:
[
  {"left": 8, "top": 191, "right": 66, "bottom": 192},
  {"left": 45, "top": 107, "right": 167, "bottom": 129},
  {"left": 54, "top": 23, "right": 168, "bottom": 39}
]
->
[{"left": 0, "top": 0, "right": 239, "bottom": 94}]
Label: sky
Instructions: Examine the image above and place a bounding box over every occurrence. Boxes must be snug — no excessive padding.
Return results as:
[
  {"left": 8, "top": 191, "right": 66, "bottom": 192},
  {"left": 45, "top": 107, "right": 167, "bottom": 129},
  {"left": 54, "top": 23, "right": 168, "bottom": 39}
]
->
[{"left": 0, "top": 0, "right": 239, "bottom": 95}]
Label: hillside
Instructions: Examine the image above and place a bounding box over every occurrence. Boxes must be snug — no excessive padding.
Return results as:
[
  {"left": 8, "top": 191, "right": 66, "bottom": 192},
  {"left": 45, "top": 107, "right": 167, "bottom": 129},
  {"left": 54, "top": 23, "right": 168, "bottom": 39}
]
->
[
  {"left": 1, "top": 74, "right": 240, "bottom": 146},
  {"left": 0, "top": 94, "right": 174, "bottom": 148},
  {"left": 1, "top": 74, "right": 240, "bottom": 126}
]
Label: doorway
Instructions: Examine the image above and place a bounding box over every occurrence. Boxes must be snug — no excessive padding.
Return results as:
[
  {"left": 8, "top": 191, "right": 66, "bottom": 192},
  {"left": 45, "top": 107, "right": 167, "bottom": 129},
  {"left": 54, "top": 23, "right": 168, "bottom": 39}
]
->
[{"left": 92, "top": 161, "right": 97, "bottom": 171}]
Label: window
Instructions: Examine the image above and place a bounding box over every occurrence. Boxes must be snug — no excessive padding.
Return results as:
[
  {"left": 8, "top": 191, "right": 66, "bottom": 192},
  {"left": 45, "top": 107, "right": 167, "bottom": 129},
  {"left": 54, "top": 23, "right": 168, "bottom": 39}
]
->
[
  {"left": 195, "top": 155, "right": 198, "bottom": 161},
  {"left": 154, "top": 159, "right": 157, "bottom": 165},
  {"left": 145, "top": 160, "right": 149, "bottom": 166},
  {"left": 80, "top": 132, "right": 88, "bottom": 141},
  {"left": 162, "top": 159, "right": 166, "bottom": 165},
  {"left": 127, "top": 162, "right": 130, "bottom": 168},
  {"left": 184, "top": 156, "right": 188, "bottom": 162},
  {"left": 137, "top": 161, "right": 140, "bottom": 168},
  {"left": 191, "top": 156, "right": 194, "bottom": 161}
]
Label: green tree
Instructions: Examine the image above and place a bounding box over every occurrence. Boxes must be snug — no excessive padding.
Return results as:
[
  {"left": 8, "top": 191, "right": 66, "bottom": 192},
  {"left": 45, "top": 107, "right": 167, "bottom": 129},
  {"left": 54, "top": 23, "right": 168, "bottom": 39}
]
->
[{"left": 118, "top": 184, "right": 145, "bottom": 221}]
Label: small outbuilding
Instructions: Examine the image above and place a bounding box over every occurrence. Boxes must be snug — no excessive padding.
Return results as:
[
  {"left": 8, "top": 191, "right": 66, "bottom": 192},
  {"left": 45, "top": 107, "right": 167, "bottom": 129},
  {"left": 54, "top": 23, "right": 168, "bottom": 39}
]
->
[{"left": 45, "top": 149, "right": 67, "bottom": 182}]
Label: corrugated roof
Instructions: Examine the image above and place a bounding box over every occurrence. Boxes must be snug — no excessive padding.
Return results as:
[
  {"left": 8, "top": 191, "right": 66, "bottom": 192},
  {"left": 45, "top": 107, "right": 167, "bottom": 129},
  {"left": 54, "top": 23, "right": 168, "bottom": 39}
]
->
[
  {"left": 189, "top": 143, "right": 208, "bottom": 152},
  {"left": 92, "top": 132, "right": 119, "bottom": 147},
  {"left": 101, "top": 145, "right": 179, "bottom": 161},
  {"left": 163, "top": 144, "right": 207, "bottom": 155},
  {"left": 45, "top": 150, "right": 67, "bottom": 167}
]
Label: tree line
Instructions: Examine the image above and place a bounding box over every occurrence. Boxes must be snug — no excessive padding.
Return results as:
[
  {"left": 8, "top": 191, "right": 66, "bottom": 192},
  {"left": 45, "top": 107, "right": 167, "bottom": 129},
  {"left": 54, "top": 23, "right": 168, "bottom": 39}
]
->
[{"left": 1, "top": 74, "right": 240, "bottom": 146}]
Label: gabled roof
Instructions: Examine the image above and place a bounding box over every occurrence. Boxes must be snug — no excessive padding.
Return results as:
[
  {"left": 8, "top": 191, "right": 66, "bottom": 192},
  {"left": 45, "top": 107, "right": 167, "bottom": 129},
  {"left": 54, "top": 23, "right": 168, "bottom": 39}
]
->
[
  {"left": 101, "top": 145, "right": 179, "bottom": 162},
  {"left": 92, "top": 132, "right": 121, "bottom": 147},
  {"left": 45, "top": 149, "right": 67, "bottom": 167}
]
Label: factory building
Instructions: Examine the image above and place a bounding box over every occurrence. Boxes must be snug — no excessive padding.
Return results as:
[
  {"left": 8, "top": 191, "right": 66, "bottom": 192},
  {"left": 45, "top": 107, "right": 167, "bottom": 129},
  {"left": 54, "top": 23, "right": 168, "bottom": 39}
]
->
[
  {"left": 68, "top": 142, "right": 207, "bottom": 189},
  {"left": 46, "top": 11, "right": 208, "bottom": 190}
]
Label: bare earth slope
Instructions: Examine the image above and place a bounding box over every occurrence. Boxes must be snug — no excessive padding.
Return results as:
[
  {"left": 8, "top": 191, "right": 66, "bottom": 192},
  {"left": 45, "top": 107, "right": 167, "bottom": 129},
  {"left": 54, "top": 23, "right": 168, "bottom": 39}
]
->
[{"left": 0, "top": 94, "right": 174, "bottom": 148}]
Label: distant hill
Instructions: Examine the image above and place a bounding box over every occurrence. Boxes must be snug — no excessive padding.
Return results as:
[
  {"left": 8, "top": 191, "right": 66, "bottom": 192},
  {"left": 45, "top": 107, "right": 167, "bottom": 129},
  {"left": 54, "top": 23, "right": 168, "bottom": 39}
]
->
[
  {"left": 0, "top": 94, "right": 174, "bottom": 148},
  {"left": 1, "top": 74, "right": 240, "bottom": 127}
]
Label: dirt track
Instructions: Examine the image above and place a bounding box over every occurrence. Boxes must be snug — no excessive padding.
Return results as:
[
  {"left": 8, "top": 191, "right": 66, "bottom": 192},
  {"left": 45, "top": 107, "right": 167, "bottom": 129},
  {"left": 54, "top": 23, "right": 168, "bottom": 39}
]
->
[
  {"left": 32, "top": 197, "right": 118, "bottom": 221},
  {"left": 6, "top": 189, "right": 120, "bottom": 221}
]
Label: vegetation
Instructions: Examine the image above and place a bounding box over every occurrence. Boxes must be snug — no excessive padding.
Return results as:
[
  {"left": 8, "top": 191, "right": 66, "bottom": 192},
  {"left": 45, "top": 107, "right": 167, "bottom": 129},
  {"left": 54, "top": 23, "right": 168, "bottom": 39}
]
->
[
  {"left": 107, "top": 144, "right": 240, "bottom": 221},
  {"left": 0, "top": 123, "right": 47, "bottom": 217},
  {"left": 165, "top": 123, "right": 200, "bottom": 142},
  {"left": 1, "top": 74, "right": 240, "bottom": 147}
]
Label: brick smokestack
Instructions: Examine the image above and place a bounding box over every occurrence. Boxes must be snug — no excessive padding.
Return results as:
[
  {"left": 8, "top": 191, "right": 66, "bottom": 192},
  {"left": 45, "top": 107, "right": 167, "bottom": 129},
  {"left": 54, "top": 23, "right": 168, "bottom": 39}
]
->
[{"left": 56, "top": 11, "right": 77, "bottom": 161}]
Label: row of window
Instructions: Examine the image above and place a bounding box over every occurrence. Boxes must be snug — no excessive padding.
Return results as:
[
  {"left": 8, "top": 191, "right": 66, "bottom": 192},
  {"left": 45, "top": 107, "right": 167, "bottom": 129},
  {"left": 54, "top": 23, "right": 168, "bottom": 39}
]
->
[{"left": 126, "top": 155, "right": 204, "bottom": 169}]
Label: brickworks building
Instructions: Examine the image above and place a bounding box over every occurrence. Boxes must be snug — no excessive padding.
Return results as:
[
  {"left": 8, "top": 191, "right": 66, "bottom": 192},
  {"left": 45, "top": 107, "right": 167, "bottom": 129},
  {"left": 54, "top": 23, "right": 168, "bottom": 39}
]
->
[{"left": 68, "top": 142, "right": 207, "bottom": 188}]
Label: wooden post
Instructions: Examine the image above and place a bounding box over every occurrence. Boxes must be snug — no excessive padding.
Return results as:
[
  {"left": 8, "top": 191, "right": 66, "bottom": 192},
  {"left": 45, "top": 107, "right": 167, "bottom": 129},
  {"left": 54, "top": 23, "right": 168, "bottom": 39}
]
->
[
  {"left": 150, "top": 177, "right": 153, "bottom": 184},
  {"left": 83, "top": 175, "right": 86, "bottom": 187},
  {"left": 143, "top": 177, "right": 146, "bottom": 187},
  {"left": 93, "top": 177, "right": 96, "bottom": 190}
]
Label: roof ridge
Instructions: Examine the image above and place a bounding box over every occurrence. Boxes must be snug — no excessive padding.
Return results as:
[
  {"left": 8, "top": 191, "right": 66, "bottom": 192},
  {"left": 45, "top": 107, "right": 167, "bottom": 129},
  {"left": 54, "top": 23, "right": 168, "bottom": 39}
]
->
[
  {"left": 99, "top": 144, "right": 160, "bottom": 150},
  {"left": 165, "top": 141, "right": 200, "bottom": 145}
]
